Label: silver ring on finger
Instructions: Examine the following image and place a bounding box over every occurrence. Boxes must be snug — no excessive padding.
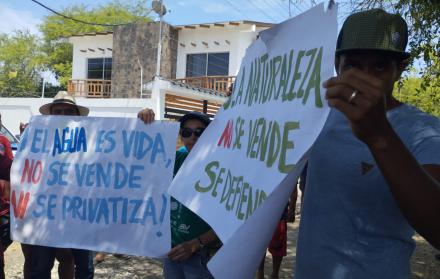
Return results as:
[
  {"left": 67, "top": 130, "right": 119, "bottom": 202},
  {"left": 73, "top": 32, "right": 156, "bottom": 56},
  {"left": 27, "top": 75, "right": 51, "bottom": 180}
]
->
[{"left": 348, "top": 90, "right": 358, "bottom": 104}]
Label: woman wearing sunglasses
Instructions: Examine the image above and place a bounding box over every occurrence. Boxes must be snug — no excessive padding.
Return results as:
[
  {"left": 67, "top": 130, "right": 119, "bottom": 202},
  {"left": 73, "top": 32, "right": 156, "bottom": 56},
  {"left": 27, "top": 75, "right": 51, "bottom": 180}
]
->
[{"left": 138, "top": 109, "right": 219, "bottom": 279}]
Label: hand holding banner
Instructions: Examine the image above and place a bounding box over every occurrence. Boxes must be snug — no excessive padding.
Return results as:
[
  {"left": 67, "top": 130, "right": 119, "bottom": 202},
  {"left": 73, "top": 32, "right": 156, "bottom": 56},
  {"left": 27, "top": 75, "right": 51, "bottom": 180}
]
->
[
  {"left": 11, "top": 116, "right": 179, "bottom": 257},
  {"left": 169, "top": 3, "right": 338, "bottom": 277}
]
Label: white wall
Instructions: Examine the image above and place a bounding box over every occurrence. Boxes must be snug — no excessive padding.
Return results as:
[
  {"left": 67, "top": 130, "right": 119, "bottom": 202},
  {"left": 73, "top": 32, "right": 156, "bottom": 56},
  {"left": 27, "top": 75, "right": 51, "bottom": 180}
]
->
[
  {"left": 69, "top": 34, "right": 113, "bottom": 80},
  {"left": 0, "top": 97, "right": 156, "bottom": 137},
  {"left": 68, "top": 25, "right": 268, "bottom": 81},
  {"left": 175, "top": 25, "right": 263, "bottom": 78}
]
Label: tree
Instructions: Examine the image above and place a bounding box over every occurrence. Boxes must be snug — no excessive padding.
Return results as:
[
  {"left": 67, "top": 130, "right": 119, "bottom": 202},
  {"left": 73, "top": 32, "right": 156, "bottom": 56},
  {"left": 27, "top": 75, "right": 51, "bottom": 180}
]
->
[
  {"left": 395, "top": 77, "right": 440, "bottom": 117},
  {"left": 0, "top": 31, "right": 47, "bottom": 96},
  {"left": 39, "top": 0, "right": 152, "bottom": 87}
]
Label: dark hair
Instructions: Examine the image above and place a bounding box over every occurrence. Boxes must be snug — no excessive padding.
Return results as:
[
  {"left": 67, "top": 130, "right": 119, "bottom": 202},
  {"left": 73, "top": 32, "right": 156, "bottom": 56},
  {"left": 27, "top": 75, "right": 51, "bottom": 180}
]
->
[{"left": 179, "top": 111, "right": 211, "bottom": 128}]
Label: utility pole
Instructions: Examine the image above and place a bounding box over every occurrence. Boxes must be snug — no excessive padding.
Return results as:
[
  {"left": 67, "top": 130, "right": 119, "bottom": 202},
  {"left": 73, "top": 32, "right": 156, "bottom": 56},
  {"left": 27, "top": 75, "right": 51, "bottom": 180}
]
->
[
  {"left": 289, "top": 0, "right": 291, "bottom": 17},
  {"left": 152, "top": 0, "right": 166, "bottom": 77},
  {"left": 137, "top": 58, "right": 143, "bottom": 97},
  {"left": 41, "top": 77, "right": 45, "bottom": 98}
]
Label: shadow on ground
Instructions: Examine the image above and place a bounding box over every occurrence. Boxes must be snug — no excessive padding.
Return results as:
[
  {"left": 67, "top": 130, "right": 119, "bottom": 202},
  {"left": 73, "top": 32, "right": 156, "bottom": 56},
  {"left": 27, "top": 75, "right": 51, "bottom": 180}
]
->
[{"left": 5, "top": 218, "right": 439, "bottom": 278}]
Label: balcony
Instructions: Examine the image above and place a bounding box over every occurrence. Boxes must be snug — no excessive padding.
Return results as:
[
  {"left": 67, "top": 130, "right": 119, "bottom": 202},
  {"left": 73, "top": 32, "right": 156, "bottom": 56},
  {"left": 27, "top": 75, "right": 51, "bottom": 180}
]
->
[
  {"left": 68, "top": 79, "right": 112, "bottom": 98},
  {"left": 173, "top": 76, "right": 236, "bottom": 95},
  {"left": 68, "top": 76, "right": 235, "bottom": 98}
]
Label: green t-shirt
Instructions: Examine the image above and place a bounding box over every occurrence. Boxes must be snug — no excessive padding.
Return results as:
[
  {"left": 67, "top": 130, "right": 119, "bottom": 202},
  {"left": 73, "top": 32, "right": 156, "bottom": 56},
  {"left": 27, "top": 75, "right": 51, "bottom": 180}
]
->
[{"left": 170, "top": 147, "right": 212, "bottom": 247}]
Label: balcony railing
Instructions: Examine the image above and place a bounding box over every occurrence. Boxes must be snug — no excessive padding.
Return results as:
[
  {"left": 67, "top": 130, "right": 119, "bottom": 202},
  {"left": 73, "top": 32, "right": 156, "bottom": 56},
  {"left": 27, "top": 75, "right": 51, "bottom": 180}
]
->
[
  {"left": 173, "top": 76, "right": 236, "bottom": 95},
  {"left": 68, "top": 79, "right": 112, "bottom": 98}
]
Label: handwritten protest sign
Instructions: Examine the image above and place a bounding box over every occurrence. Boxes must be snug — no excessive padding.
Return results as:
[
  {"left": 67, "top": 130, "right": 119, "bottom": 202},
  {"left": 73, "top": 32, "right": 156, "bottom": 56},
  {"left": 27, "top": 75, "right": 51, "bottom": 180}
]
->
[
  {"left": 169, "top": 3, "right": 338, "bottom": 277},
  {"left": 10, "top": 116, "right": 179, "bottom": 257}
]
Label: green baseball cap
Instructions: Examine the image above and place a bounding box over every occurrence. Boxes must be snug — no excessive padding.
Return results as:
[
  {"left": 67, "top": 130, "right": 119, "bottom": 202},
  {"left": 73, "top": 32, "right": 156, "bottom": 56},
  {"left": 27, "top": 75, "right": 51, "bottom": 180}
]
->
[{"left": 336, "top": 9, "right": 410, "bottom": 59}]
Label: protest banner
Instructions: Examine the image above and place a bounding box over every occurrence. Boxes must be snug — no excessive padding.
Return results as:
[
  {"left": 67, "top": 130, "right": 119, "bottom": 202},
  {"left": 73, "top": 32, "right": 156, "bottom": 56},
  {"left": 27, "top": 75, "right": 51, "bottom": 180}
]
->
[
  {"left": 10, "top": 116, "right": 179, "bottom": 257},
  {"left": 168, "top": 3, "right": 338, "bottom": 277}
]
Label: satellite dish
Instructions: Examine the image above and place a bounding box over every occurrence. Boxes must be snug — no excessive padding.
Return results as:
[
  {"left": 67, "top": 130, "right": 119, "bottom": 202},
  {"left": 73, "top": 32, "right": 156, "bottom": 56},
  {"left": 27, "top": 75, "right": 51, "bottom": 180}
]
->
[{"left": 152, "top": 0, "right": 167, "bottom": 16}]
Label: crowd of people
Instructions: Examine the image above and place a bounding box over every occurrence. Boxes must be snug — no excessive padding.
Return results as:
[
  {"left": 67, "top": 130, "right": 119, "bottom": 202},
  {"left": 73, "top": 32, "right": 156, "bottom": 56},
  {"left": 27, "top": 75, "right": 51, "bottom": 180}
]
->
[{"left": 0, "top": 7, "right": 439, "bottom": 279}]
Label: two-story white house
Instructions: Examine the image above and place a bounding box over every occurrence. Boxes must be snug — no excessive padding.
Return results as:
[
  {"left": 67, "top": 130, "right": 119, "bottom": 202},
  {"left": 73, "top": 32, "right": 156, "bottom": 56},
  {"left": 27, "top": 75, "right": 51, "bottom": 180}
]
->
[{"left": 67, "top": 20, "right": 272, "bottom": 119}]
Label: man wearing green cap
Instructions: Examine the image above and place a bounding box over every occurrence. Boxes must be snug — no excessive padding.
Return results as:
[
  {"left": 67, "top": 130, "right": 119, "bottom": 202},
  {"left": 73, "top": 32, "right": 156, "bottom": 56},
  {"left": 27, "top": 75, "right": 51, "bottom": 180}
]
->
[{"left": 295, "top": 9, "right": 440, "bottom": 279}]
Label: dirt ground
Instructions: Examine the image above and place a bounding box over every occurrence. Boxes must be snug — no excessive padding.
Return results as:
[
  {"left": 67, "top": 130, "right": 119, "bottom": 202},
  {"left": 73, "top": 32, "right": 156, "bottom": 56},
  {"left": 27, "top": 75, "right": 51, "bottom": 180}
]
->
[{"left": 5, "top": 219, "right": 439, "bottom": 279}]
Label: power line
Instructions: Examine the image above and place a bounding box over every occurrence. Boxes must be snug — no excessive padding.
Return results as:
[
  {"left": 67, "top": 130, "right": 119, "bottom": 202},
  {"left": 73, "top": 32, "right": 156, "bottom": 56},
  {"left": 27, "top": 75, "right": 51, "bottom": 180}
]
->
[
  {"left": 221, "top": 0, "right": 250, "bottom": 19},
  {"left": 283, "top": 0, "right": 303, "bottom": 17},
  {"left": 261, "top": 0, "right": 287, "bottom": 18},
  {"left": 291, "top": 1, "right": 303, "bottom": 13},
  {"left": 247, "top": 0, "right": 277, "bottom": 22},
  {"left": 30, "top": 0, "right": 147, "bottom": 27},
  {"left": 268, "top": 0, "right": 290, "bottom": 17}
]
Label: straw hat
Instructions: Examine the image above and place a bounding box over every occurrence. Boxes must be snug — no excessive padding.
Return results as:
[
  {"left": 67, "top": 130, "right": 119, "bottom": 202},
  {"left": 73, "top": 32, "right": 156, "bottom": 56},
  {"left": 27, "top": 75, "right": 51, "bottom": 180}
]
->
[{"left": 39, "top": 91, "right": 89, "bottom": 116}]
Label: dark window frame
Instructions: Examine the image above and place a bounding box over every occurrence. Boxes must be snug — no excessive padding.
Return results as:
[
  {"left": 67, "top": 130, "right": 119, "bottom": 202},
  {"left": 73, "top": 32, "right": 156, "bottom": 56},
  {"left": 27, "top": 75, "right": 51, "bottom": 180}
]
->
[
  {"left": 186, "top": 52, "right": 229, "bottom": 77},
  {"left": 87, "top": 57, "right": 112, "bottom": 80}
]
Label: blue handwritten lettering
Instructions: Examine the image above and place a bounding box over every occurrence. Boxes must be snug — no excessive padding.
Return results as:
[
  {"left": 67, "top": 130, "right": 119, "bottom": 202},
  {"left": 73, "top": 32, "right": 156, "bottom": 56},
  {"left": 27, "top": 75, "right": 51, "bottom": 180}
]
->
[
  {"left": 96, "top": 199, "right": 110, "bottom": 225},
  {"left": 159, "top": 194, "right": 168, "bottom": 224},
  {"left": 88, "top": 198, "right": 100, "bottom": 223},
  {"left": 104, "top": 131, "right": 116, "bottom": 153},
  {"left": 96, "top": 163, "right": 112, "bottom": 187},
  {"left": 141, "top": 197, "right": 157, "bottom": 225},
  {"left": 46, "top": 161, "right": 70, "bottom": 186},
  {"left": 32, "top": 194, "right": 57, "bottom": 220},
  {"left": 33, "top": 194, "right": 47, "bottom": 218},
  {"left": 62, "top": 196, "right": 72, "bottom": 220},
  {"left": 75, "top": 164, "right": 87, "bottom": 187},
  {"left": 85, "top": 163, "right": 95, "bottom": 187},
  {"left": 128, "top": 165, "right": 144, "bottom": 188},
  {"left": 53, "top": 127, "right": 87, "bottom": 157},
  {"left": 114, "top": 163, "right": 128, "bottom": 189},
  {"left": 72, "top": 196, "right": 85, "bottom": 220},
  {"left": 31, "top": 129, "right": 43, "bottom": 153},
  {"left": 129, "top": 199, "right": 143, "bottom": 224},
  {"left": 121, "top": 198, "right": 128, "bottom": 224},
  {"left": 95, "top": 131, "right": 106, "bottom": 153},
  {"left": 108, "top": 197, "right": 123, "bottom": 223},
  {"left": 151, "top": 133, "right": 166, "bottom": 164},
  {"left": 47, "top": 194, "right": 57, "bottom": 220},
  {"left": 122, "top": 130, "right": 136, "bottom": 158},
  {"left": 135, "top": 132, "right": 153, "bottom": 159}
]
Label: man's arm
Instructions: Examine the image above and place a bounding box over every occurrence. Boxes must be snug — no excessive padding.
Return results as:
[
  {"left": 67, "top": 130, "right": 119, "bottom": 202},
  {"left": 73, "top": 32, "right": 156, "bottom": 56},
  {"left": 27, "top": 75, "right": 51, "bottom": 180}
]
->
[
  {"left": 324, "top": 68, "right": 440, "bottom": 249},
  {"left": 368, "top": 130, "right": 440, "bottom": 249},
  {"left": 167, "top": 230, "right": 219, "bottom": 261}
]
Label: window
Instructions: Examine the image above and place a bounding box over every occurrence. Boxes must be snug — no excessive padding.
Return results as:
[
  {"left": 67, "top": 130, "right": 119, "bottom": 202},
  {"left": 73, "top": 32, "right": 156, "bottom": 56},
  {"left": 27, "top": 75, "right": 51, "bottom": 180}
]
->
[
  {"left": 186, "top": 52, "right": 229, "bottom": 77},
  {"left": 87, "top": 58, "right": 112, "bottom": 80}
]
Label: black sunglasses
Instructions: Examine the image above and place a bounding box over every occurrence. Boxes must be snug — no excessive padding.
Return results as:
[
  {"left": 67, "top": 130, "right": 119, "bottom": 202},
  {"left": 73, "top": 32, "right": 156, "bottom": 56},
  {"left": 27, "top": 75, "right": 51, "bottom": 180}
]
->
[{"left": 180, "top": 127, "right": 205, "bottom": 138}]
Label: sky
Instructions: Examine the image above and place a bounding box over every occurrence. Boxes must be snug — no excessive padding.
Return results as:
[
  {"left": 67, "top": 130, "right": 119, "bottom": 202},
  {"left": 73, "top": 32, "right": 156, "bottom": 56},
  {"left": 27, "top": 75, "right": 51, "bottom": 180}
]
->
[
  {"left": 0, "top": 0, "right": 329, "bottom": 35},
  {"left": 0, "top": 0, "right": 357, "bottom": 85}
]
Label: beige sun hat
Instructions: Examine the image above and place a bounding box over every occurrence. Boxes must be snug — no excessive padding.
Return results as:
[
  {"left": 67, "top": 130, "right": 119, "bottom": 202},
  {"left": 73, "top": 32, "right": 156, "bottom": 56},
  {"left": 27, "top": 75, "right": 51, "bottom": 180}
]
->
[{"left": 39, "top": 91, "right": 89, "bottom": 116}]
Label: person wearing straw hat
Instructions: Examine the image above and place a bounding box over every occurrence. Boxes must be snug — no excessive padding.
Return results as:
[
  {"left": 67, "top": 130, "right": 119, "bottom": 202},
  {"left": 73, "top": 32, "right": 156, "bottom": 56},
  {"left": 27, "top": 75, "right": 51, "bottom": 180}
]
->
[
  {"left": 295, "top": 9, "right": 440, "bottom": 279},
  {"left": 21, "top": 91, "right": 94, "bottom": 279},
  {"left": 39, "top": 91, "right": 89, "bottom": 116}
]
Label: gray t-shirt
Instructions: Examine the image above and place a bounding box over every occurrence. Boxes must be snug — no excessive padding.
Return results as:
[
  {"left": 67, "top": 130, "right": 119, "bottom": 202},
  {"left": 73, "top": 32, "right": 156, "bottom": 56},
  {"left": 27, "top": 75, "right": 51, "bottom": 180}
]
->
[{"left": 295, "top": 105, "right": 440, "bottom": 279}]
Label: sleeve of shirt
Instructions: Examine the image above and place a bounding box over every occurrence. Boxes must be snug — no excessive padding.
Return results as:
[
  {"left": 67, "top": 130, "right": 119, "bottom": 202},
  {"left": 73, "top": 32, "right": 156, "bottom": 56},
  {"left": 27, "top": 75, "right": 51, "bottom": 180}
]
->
[
  {"left": 413, "top": 135, "right": 440, "bottom": 166},
  {"left": 0, "top": 137, "right": 13, "bottom": 160},
  {"left": 0, "top": 155, "right": 12, "bottom": 182}
]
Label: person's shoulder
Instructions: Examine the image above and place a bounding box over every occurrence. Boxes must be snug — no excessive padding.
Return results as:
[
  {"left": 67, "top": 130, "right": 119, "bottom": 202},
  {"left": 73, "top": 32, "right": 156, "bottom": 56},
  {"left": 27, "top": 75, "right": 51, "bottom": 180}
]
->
[
  {"left": 0, "top": 155, "right": 12, "bottom": 182},
  {"left": 393, "top": 104, "right": 440, "bottom": 132},
  {"left": 176, "top": 146, "right": 188, "bottom": 154},
  {"left": 175, "top": 147, "right": 189, "bottom": 161}
]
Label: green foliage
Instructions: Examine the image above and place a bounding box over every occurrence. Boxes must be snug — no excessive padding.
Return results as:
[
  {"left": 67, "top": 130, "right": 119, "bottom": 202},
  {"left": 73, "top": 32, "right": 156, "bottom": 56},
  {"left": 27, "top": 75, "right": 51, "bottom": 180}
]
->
[
  {"left": 0, "top": 1, "right": 151, "bottom": 94},
  {"left": 0, "top": 31, "right": 47, "bottom": 96},
  {"left": 395, "top": 77, "right": 440, "bottom": 117},
  {"left": 39, "top": 0, "right": 151, "bottom": 87}
]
